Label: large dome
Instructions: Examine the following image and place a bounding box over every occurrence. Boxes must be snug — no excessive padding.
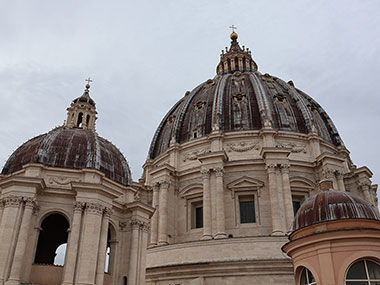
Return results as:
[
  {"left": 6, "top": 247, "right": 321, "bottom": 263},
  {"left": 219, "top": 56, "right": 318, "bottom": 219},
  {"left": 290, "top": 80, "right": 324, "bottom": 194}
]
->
[
  {"left": 149, "top": 33, "right": 342, "bottom": 159},
  {"left": 2, "top": 84, "right": 132, "bottom": 186}
]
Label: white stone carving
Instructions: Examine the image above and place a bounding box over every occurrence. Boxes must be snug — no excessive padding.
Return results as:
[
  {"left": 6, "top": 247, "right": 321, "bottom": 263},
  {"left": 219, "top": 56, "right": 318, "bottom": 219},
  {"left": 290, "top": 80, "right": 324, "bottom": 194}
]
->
[{"left": 226, "top": 141, "right": 260, "bottom": 152}]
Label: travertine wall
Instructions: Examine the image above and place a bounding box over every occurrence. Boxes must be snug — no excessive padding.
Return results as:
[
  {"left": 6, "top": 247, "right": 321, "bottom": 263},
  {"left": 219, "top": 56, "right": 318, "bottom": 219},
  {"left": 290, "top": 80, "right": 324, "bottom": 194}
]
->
[{"left": 144, "top": 128, "right": 378, "bottom": 284}]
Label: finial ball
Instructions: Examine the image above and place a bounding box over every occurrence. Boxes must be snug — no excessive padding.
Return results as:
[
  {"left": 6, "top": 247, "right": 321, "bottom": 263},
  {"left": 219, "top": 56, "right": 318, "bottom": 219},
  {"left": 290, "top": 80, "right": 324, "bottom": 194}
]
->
[
  {"left": 230, "top": 31, "right": 238, "bottom": 40},
  {"left": 86, "top": 84, "right": 91, "bottom": 89}
]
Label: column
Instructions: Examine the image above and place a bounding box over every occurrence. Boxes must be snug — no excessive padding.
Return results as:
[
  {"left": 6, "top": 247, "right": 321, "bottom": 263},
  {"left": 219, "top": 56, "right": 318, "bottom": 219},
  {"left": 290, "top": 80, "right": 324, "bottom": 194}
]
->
[
  {"left": 95, "top": 208, "right": 112, "bottom": 285},
  {"left": 76, "top": 203, "right": 104, "bottom": 285},
  {"left": 0, "top": 196, "right": 23, "bottom": 284},
  {"left": 281, "top": 164, "right": 295, "bottom": 232},
  {"left": 335, "top": 171, "right": 346, "bottom": 192},
  {"left": 6, "top": 199, "right": 36, "bottom": 285},
  {"left": 214, "top": 167, "right": 226, "bottom": 239},
  {"left": 158, "top": 181, "right": 169, "bottom": 245},
  {"left": 127, "top": 219, "right": 141, "bottom": 285},
  {"left": 201, "top": 169, "right": 212, "bottom": 240},
  {"left": 359, "top": 182, "right": 374, "bottom": 205},
  {"left": 138, "top": 222, "right": 150, "bottom": 285},
  {"left": 149, "top": 183, "right": 160, "bottom": 246},
  {"left": 61, "top": 202, "right": 84, "bottom": 285},
  {"left": 266, "top": 164, "right": 283, "bottom": 235}
]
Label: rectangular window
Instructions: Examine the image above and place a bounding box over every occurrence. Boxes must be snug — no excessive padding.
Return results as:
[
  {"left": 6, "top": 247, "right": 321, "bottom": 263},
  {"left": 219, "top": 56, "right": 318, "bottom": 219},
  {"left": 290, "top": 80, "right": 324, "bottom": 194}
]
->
[
  {"left": 195, "top": 206, "right": 203, "bottom": 228},
  {"left": 293, "top": 201, "right": 301, "bottom": 216},
  {"left": 239, "top": 198, "right": 256, "bottom": 223},
  {"left": 191, "top": 202, "right": 203, "bottom": 229}
]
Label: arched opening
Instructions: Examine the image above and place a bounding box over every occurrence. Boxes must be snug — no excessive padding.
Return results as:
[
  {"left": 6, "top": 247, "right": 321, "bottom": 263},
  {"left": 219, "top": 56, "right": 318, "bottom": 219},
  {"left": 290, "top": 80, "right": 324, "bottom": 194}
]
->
[
  {"left": 105, "top": 223, "right": 116, "bottom": 274},
  {"left": 77, "top": 112, "right": 83, "bottom": 127},
  {"left": 299, "top": 267, "right": 316, "bottom": 285},
  {"left": 34, "top": 214, "right": 69, "bottom": 265},
  {"left": 345, "top": 259, "right": 380, "bottom": 284},
  {"left": 86, "top": 114, "right": 90, "bottom": 126}
]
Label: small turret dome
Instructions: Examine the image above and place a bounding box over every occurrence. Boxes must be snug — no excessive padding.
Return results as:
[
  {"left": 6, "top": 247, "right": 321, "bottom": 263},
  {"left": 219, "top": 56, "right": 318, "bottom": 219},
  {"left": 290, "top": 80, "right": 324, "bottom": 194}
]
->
[
  {"left": 293, "top": 190, "right": 380, "bottom": 231},
  {"left": 1, "top": 81, "right": 132, "bottom": 186}
]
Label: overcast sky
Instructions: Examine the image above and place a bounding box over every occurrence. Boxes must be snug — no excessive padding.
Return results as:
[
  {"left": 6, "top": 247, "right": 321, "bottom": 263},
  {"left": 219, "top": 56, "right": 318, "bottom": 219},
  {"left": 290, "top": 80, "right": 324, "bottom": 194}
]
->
[{"left": 0, "top": 1, "right": 379, "bottom": 198}]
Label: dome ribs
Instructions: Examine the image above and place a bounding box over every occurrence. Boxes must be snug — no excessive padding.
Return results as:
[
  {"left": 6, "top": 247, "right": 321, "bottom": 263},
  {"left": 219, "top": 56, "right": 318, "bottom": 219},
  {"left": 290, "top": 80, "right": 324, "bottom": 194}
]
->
[
  {"left": 1, "top": 127, "right": 131, "bottom": 186},
  {"left": 293, "top": 191, "right": 380, "bottom": 230}
]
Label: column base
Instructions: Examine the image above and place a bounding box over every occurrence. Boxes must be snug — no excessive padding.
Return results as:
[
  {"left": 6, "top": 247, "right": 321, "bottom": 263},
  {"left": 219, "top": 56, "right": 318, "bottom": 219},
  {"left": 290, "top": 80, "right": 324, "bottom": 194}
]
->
[
  {"left": 271, "top": 230, "right": 285, "bottom": 236},
  {"left": 157, "top": 241, "right": 168, "bottom": 246},
  {"left": 214, "top": 232, "right": 227, "bottom": 239},
  {"left": 201, "top": 234, "right": 213, "bottom": 240},
  {"left": 5, "top": 279, "right": 20, "bottom": 285}
]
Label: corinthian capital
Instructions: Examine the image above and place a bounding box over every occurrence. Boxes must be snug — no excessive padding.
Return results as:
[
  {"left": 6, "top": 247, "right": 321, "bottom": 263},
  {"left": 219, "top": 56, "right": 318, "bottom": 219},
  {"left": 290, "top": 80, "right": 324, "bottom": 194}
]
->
[
  {"left": 213, "top": 167, "right": 224, "bottom": 177},
  {"left": 266, "top": 163, "right": 277, "bottom": 173},
  {"left": 280, "top": 164, "right": 290, "bottom": 173},
  {"left": 3, "top": 196, "right": 23, "bottom": 208},
  {"left": 86, "top": 202, "right": 104, "bottom": 215},
  {"left": 160, "top": 180, "right": 171, "bottom": 190},
  {"left": 200, "top": 168, "right": 210, "bottom": 179},
  {"left": 104, "top": 207, "right": 113, "bottom": 218},
  {"left": 357, "top": 180, "right": 371, "bottom": 192},
  {"left": 24, "top": 198, "right": 37, "bottom": 210}
]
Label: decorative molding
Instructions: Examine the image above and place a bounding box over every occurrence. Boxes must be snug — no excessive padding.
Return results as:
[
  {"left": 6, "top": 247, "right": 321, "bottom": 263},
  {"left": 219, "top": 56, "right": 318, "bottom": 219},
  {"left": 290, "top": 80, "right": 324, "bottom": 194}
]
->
[
  {"left": 119, "top": 221, "right": 127, "bottom": 230},
  {"left": 183, "top": 148, "right": 210, "bottom": 161},
  {"left": 266, "top": 163, "right": 278, "bottom": 172},
  {"left": 47, "top": 176, "right": 81, "bottom": 185},
  {"left": 104, "top": 207, "right": 113, "bottom": 218},
  {"left": 276, "top": 141, "right": 307, "bottom": 153},
  {"left": 24, "top": 198, "right": 37, "bottom": 211},
  {"left": 134, "top": 191, "right": 141, "bottom": 202},
  {"left": 86, "top": 202, "right": 104, "bottom": 215},
  {"left": 226, "top": 141, "right": 260, "bottom": 152},
  {"left": 160, "top": 180, "right": 171, "bottom": 190}
]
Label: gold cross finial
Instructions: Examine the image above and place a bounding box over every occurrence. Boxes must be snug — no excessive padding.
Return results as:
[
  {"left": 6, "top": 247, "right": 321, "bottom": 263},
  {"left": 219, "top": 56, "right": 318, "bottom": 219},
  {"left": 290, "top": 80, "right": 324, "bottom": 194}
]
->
[
  {"left": 85, "top": 77, "right": 92, "bottom": 85},
  {"left": 85, "top": 77, "right": 92, "bottom": 90},
  {"left": 229, "top": 25, "right": 237, "bottom": 33}
]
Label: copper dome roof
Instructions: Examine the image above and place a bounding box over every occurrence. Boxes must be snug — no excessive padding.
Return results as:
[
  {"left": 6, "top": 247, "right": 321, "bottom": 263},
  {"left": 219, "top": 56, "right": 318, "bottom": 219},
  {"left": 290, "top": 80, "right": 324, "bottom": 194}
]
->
[
  {"left": 1, "top": 126, "right": 132, "bottom": 186},
  {"left": 148, "top": 34, "right": 342, "bottom": 159},
  {"left": 293, "top": 190, "right": 380, "bottom": 231}
]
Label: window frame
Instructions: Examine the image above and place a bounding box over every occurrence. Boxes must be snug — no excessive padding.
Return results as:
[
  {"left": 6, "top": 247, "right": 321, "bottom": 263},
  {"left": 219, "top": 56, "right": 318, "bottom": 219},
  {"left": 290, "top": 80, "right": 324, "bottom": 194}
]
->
[
  {"left": 345, "top": 259, "right": 380, "bottom": 284},
  {"left": 299, "top": 267, "right": 316, "bottom": 285}
]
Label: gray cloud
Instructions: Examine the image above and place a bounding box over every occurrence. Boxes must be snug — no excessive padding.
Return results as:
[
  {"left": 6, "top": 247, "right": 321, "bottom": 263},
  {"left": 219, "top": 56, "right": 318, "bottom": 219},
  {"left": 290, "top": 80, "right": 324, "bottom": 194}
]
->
[{"left": 1, "top": 1, "right": 379, "bottom": 199}]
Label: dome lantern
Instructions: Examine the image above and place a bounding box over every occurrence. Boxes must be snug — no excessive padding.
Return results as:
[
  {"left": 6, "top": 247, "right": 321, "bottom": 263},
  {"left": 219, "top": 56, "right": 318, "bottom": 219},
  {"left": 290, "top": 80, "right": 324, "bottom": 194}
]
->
[
  {"left": 65, "top": 78, "right": 97, "bottom": 131},
  {"left": 217, "top": 29, "right": 258, "bottom": 75}
]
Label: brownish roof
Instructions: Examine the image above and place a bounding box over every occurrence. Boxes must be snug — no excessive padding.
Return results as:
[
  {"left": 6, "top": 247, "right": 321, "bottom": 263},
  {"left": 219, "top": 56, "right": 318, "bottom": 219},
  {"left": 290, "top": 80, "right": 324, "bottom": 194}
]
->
[
  {"left": 2, "top": 126, "right": 131, "bottom": 186},
  {"left": 293, "top": 190, "right": 380, "bottom": 230}
]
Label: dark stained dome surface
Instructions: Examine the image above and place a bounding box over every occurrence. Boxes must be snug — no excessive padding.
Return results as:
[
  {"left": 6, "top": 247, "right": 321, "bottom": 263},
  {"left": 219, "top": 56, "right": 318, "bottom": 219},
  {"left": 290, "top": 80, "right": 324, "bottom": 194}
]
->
[
  {"left": 148, "top": 34, "right": 342, "bottom": 159},
  {"left": 2, "top": 126, "right": 132, "bottom": 186},
  {"left": 293, "top": 190, "right": 380, "bottom": 231}
]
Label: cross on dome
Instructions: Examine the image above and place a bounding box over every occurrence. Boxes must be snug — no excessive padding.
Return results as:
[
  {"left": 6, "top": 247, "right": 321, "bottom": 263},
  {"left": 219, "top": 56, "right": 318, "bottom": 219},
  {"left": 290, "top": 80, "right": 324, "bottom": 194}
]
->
[{"left": 229, "top": 25, "right": 237, "bottom": 33}]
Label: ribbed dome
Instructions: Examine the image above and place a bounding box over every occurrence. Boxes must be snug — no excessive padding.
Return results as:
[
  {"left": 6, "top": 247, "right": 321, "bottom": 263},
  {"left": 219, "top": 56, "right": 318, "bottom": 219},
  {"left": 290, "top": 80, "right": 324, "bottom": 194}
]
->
[
  {"left": 293, "top": 190, "right": 380, "bottom": 231},
  {"left": 149, "top": 35, "right": 342, "bottom": 159},
  {"left": 2, "top": 126, "right": 132, "bottom": 186}
]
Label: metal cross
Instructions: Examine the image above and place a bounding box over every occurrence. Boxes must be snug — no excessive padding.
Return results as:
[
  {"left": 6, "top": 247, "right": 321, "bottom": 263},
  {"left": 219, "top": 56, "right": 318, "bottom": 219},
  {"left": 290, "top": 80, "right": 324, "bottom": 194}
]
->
[
  {"left": 229, "top": 25, "right": 237, "bottom": 33},
  {"left": 85, "top": 77, "right": 93, "bottom": 85}
]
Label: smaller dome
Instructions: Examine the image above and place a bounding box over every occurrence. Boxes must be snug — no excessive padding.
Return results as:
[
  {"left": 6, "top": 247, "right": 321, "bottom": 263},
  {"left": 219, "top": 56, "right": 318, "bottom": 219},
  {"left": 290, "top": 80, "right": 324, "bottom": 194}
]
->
[
  {"left": 293, "top": 190, "right": 380, "bottom": 230},
  {"left": 1, "top": 127, "right": 132, "bottom": 186}
]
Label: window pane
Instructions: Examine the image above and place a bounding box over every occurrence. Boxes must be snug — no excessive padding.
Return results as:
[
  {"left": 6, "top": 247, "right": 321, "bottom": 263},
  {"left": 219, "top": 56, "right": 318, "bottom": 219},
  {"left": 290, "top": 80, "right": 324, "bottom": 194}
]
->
[
  {"left": 240, "top": 200, "right": 255, "bottom": 223},
  {"left": 300, "top": 268, "right": 307, "bottom": 285},
  {"left": 370, "top": 282, "right": 380, "bottom": 285},
  {"left": 307, "top": 269, "right": 316, "bottom": 283},
  {"left": 347, "top": 260, "right": 367, "bottom": 279},
  {"left": 293, "top": 201, "right": 301, "bottom": 216},
  {"left": 195, "top": 206, "right": 203, "bottom": 228},
  {"left": 367, "top": 260, "right": 380, "bottom": 279},
  {"left": 346, "top": 282, "right": 368, "bottom": 285}
]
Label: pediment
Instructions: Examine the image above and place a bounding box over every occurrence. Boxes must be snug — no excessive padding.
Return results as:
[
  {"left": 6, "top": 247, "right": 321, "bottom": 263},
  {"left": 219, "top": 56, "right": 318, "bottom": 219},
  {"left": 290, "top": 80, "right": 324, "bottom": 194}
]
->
[
  {"left": 179, "top": 183, "right": 203, "bottom": 198},
  {"left": 227, "top": 176, "right": 264, "bottom": 190}
]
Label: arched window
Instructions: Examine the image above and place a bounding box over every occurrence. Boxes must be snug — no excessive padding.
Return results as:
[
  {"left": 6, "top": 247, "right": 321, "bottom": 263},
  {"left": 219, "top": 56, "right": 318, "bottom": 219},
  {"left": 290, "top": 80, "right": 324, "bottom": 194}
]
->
[
  {"left": 299, "top": 267, "right": 316, "bottom": 285},
  {"left": 345, "top": 259, "right": 380, "bottom": 284},
  {"left": 34, "top": 214, "right": 69, "bottom": 265},
  {"left": 77, "top": 112, "right": 83, "bottom": 127}
]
